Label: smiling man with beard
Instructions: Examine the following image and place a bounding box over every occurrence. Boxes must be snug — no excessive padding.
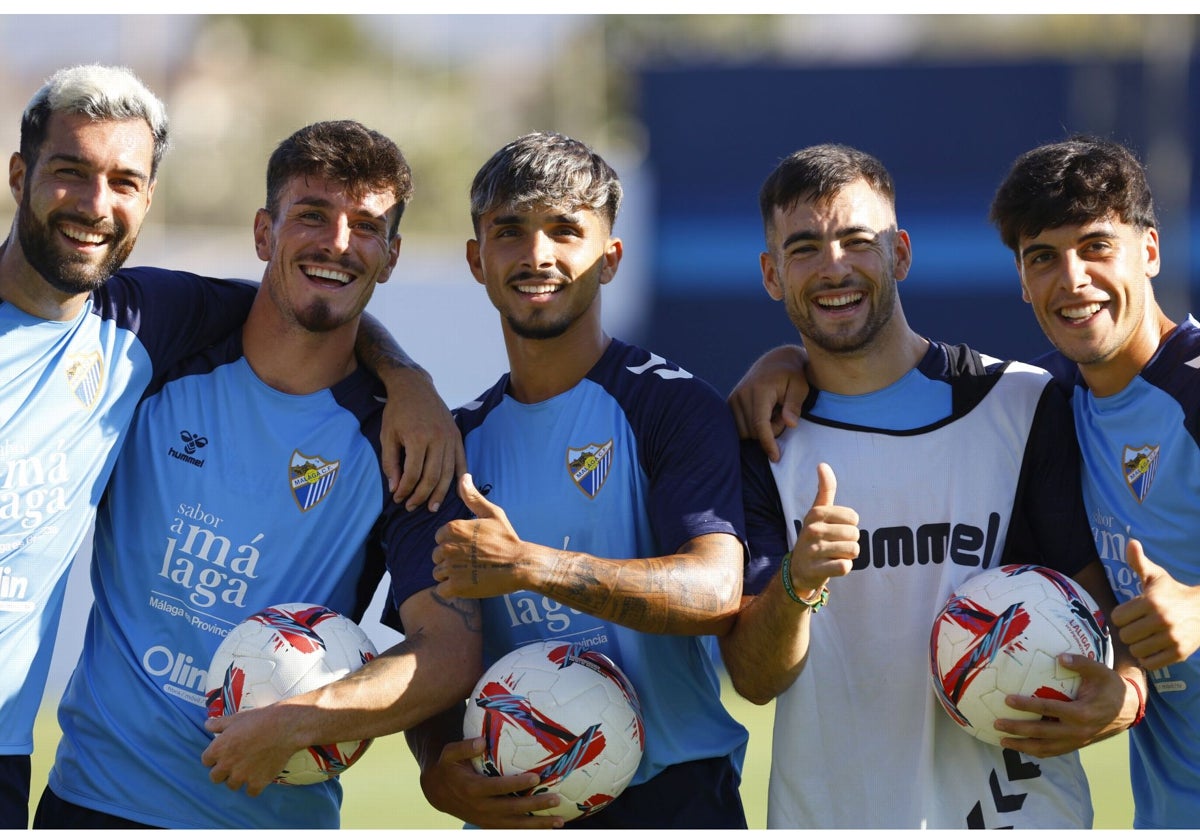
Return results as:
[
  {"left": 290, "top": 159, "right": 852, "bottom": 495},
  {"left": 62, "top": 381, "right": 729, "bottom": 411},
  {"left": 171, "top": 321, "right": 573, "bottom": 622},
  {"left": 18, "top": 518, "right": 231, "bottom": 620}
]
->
[
  {"left": 717, "top": 143, "right": 1143, "bottom": 829},
  {"left": 33, "top": 119, "right": 480, "bottom": 831},
  {"left": 405, "top": 132, "right": 749, "bottom": 830},
  {"left": 0, "top": 66, "right": 256, "bottom": 830},
  {"left": 0, "top": 66, "right": 458, "bottom": 829}
]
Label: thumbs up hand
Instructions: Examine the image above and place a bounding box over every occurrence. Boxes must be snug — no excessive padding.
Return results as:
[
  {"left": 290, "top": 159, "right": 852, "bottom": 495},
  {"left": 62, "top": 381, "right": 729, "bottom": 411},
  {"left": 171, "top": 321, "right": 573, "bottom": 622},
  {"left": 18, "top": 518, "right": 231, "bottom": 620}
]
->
[
  {"left": 1110, "top": 538, "right": 1200, "bottom": 670},
  {"left": 785, "top": 463, "right": 860, "bottom": 599},
  {"left": 433, "top": 474, "right": 526, "bottom": 598}
]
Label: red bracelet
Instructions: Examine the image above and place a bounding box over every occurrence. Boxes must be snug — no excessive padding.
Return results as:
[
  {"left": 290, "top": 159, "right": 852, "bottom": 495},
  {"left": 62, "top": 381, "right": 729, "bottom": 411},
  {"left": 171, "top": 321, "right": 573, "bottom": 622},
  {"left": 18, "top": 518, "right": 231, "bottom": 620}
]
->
[{"left": 1123, "top": 676, "right": 1147, "bottom": 728}]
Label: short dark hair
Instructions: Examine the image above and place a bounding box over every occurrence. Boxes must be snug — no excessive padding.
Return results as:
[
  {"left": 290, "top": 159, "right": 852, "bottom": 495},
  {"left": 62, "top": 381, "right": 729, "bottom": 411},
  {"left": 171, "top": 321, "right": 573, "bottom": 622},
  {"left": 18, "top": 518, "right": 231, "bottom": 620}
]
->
[
  {"left": 759, "top": 143, "right": 895, "bottom": 243},
  {"left": 21, "top": 64, "right": 170, "bottom": 179},
  {"left": 989, "top": 136, "right": 1158, "bottom": 254},
  {"left": 266, "top": 120, "right": 413, "bottom": 238},
  {"left": 470, "top": 131, "right": 622, "bottom": 232}
]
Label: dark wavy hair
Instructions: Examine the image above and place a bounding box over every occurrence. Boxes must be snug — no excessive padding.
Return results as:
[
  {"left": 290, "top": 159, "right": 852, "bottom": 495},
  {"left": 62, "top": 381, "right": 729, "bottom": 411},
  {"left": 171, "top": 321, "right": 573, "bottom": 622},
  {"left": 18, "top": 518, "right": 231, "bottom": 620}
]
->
[
  {"left": 266, "top": 120, "right": 413, "bottom": 237},
  {"left": 990, "top": 136, "right": 1157, "bottom": 254}
]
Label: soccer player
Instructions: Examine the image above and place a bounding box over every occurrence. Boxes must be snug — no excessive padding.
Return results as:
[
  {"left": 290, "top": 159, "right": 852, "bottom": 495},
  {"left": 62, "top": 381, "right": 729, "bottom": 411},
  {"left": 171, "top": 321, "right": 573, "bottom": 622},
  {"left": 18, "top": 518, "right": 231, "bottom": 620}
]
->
[
  {"left": 0, "top": 64, "right": 252, "bottom": 830},
  {"left": 717, "top": 144, "right": 1145, "bottom": 828},
  {"left": 33, "top": 120, "right": 481, "bottom": 829},
  {"left": 989, "top": 136, "right": 1200, "bottom": 829},
  {"left": 407, "top": 132, "right": 749, "bottom": 829},
  {"left": 0, "top": 65, "right": 457, "bottom": 830}
]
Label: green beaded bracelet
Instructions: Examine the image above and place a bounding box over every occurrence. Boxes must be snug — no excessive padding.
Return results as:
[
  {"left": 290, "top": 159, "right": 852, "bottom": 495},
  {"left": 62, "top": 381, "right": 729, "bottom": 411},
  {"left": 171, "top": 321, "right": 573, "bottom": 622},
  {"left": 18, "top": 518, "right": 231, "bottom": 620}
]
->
[{"left": 780, "top": 551, "right": 829, "bottom": 611}]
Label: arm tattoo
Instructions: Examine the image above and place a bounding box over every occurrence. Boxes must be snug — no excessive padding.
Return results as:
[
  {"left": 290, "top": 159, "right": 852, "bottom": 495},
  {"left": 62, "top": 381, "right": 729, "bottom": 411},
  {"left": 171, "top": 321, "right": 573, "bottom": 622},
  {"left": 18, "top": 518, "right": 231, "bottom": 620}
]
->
[
  {"left": 431, "top": 590, "right": 483, "bottom": 634},
  {"left": 469, "top": 520, "right": 480, "bottom": 585}
]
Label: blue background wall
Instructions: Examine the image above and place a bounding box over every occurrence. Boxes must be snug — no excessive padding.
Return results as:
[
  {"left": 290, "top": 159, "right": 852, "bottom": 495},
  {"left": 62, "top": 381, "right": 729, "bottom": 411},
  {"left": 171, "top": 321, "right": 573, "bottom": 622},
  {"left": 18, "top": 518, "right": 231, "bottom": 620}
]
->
[{"left": 636, "top": 60, "right": 1199, "bottom": 394}]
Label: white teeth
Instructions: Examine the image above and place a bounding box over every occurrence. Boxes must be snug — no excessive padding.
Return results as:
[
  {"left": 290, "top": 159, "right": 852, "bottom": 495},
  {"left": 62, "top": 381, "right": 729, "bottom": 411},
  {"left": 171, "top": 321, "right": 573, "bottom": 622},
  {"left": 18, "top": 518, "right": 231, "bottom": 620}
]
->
[
  {"left": 307, "top": 267, "right": 352, "bottom": 284},
  {"left": 516, "top": 284, "right": 558, "bottom": 295},
  {"left": 1061, "top": 302, "right": 1102, "bottom": 320},
  {"left": 61, "top": 226, "right": 104, "bottom": 244},
  {"left": 817, "top": 292, "right": 863, "bottom": 308}
]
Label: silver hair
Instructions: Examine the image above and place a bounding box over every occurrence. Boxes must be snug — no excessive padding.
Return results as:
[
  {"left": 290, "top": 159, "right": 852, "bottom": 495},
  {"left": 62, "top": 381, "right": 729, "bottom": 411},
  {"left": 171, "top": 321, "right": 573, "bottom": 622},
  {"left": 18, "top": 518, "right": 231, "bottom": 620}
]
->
[{"left": 21, "top": 64, "right": 170, "bottom": 177}]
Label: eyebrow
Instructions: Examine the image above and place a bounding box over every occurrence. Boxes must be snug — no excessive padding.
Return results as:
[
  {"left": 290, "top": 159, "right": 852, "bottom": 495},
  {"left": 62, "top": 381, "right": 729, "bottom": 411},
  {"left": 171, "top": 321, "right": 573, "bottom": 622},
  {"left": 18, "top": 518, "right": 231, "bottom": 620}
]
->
[
  {"left": 47, "top": 152, "right": 149, "bottom": 185},
  {"left": 1019, "top": 226, "right": 1118, "bottom": 261},
  {"left": 293, "top": 195, "right": 389, "bottom": 224},
  {"left": 781, "top": 224, "right": 876, "bottom": 251},
  {"left": 489, "top": 211, "right": 583, "bottom": 227}
]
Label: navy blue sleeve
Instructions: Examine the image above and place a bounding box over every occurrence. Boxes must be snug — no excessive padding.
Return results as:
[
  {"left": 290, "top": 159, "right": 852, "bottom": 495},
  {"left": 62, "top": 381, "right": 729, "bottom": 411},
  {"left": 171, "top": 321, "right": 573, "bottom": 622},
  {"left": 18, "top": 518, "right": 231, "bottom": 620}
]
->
[
  {"left": 630, "top": 372, "right": 747, "bottom": 555},
  {"left": 1002, "top": 381, "right": 1099, "bottom": 578},
  {"left": 741, "top": 440, "right": 790, "bottom": 596},
  {"left": 377, "top": 489, "right": 469, "bottom": 634},
  {"left": 97, "top": 267, "right": 256, "bottom": 378},
  {"left": 1029, "top": 347, "right": 1081, "bottom": 400}
]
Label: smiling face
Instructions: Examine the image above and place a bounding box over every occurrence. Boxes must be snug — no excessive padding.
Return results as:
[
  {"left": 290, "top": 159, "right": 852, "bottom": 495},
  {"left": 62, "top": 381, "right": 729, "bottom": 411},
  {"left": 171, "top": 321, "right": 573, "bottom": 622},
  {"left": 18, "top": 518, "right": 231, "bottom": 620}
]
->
[
  {"left": 761, "top": 178, "right": 911, "bottom": 357},
  {"left": 254, "top": 174, "right": 400, "bottom": 334},
  {"left": 467, "top": 202, "right": 621, "bottom": 342},
  {"left": 1016, "top": 215, "right": 1161, "bottom": 395},
  {"left": 10, "top": 110, "right": 155, "bottom": 294}
]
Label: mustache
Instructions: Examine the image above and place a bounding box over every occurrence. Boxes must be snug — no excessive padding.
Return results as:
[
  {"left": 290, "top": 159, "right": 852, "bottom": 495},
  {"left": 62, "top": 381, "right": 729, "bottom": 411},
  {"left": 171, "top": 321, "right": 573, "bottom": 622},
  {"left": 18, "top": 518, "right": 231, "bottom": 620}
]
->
[
  {"left": 48, "top": 210, "right": 121, "bottom": 239},
  {"left": 297, "top": 252, "right": 367, "bottom": 275},
  {"left": 508, "top": 269, "right": 570, "bottom": 285}
]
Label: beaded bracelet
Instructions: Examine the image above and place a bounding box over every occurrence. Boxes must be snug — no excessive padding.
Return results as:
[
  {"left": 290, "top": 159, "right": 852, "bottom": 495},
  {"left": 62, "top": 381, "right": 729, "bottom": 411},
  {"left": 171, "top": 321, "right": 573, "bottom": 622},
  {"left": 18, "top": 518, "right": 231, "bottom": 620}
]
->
[{"left": 780, "top": 551, "right": 829, "bottom": 612}]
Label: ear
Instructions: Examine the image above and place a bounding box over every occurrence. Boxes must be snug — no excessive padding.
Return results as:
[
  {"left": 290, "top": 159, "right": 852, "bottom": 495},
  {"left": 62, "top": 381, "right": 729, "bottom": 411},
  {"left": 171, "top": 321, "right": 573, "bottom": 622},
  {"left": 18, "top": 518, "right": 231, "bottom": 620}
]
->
[
  {"left": 599, "top": 237, "right": 622, "bottom": 285},
  {"left": 1016, "top": 257, "right": 1032, "bottom": 303},
  {"left": 891, "top": 228, "right": 913, "bottom": 282},
  {"left": 253, "top": 208, "right": 273, "bottom": 262},
  {"left": 761, "top": 251, "right": 784, "bottom": 301},
  {"left": 144, "top": 176, "right": 157, "bottom": 212},
  {"left": 466, "top": 238, "right": 485, "bottom": 286},
  {"left": 9, "top": 152, "right": 25, "bottom": 203},
  {"left": 1143, "top": 227, "right": 1161, "bottom": 279},
  {"left": 378, "top": 234, "right": 402, "bottom": 286}
]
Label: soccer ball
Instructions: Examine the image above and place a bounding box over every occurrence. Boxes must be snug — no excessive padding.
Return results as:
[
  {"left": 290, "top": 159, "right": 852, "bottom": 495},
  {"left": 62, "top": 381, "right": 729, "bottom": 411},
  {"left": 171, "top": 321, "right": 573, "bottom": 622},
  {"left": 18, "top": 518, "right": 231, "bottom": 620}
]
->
[
  {"left": 205, "top": 603, "right": 379, "bottom": 785},
  {"left": 463, "top": 641, "right": 645, "bottom": 822},
  {"left": 929, "top": 564, "right": 1113, "bottom": 745}
]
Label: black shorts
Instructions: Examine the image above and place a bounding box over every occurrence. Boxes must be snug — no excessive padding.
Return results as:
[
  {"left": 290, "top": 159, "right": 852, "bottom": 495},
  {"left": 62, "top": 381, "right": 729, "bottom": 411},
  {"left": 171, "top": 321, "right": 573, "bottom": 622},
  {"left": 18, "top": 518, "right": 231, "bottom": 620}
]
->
[
  {"left": 32, "top": 786, "right": 155, "bottom": 830},
  {"left": 0, "top": 754, "right": 31, "bottom": 830},
  {"left": 566, "top": 754, "right": 746, "bottom": 830}
]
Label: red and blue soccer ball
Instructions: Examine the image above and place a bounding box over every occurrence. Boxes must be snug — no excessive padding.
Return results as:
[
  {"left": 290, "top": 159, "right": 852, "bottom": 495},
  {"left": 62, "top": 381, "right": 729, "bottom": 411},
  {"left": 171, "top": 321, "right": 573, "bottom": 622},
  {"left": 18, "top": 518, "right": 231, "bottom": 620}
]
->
[
  {"left": 463, "top": 640, "right": 645, "bottom": 822},
  {"left": 205, "top": 603, "right": 378, "bottom": 785},
  {"left": 929, "top": 564, "right": 1113, "bottom": 745}
]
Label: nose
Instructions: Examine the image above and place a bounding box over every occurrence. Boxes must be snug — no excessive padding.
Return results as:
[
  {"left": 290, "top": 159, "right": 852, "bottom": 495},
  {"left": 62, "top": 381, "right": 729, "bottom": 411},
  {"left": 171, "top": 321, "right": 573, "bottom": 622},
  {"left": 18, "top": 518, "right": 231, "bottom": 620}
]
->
[
  {"left": 523, "top": 230, "right": 556, "bottom": 270},
  {"left": 815, "top": 242, "right": 852, "bottom": 283},
  {"left": 72, "top": 176, "right": 114, "bottom": 221},
  {"left": 322, "top": 215, "right": 353, "bottom": 254},
  {"left": 1060, "top": 250, "right": 1092, "bottom": 292}
]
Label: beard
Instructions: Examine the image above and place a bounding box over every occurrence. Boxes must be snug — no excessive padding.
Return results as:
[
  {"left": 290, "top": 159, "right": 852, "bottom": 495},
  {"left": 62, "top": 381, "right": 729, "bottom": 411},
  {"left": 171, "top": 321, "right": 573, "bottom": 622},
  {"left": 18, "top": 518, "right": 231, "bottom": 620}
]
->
[
  {"left": 786, "top": 247, "right": 902, "bottom": 355},
  {"left": 291, "top": 298, "right": 343, "bottom": 333},
  {"left": 789, "top": 281, "right": 897, "bottom": 356},
  {"left": 505, "top": 311, "right": 574, "bottom": 340},
  {"left": 17, "top": 199, "right": 136, "bottom": 295}
]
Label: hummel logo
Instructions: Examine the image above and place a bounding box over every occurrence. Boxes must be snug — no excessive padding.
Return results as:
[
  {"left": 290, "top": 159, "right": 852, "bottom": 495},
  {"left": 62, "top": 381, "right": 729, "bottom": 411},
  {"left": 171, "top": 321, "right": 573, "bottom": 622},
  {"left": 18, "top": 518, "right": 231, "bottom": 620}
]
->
[
  {"left": 168, "top": 430, "right": 209, "bottom": 468},
  {"left": 180, "top": 431, "right": 209, "bottom": 455}
]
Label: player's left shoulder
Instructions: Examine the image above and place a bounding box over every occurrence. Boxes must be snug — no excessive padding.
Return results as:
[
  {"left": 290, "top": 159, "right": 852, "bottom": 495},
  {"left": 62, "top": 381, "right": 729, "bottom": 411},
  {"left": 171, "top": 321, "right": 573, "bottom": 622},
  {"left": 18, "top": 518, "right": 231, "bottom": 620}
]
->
[
  {"left": 1146, "top": 316, "right": 1200, "bottom": 386},
  {"left": 329, "top": 367, "right": 390, "bottom": 431},
  {"left": 604, "top": 339, "right": 726, "bottom": 412},
  {"left": 607, "top": 339, "right": 695, "bottom": 382}
]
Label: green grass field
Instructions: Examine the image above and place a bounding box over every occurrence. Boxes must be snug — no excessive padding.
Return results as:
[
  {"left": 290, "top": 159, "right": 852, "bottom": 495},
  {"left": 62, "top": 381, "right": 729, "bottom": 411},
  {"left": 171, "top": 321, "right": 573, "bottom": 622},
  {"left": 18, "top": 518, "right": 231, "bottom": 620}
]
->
[{"left": 31, "top": 680, "right": 1133, "bottom": 829}]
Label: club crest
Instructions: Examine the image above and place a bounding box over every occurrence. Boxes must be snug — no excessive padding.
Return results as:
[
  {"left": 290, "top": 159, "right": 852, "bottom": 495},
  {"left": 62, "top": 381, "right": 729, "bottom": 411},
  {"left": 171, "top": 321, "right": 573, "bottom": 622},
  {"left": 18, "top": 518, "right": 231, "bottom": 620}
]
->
[
  {"left": 289, "top": 450, "right": 340, "bottom": 511},
  {"left": 65, "top": 351, "right": 104, "bottom": 409},
  {"left": 1122, "top": 444, "right": 1159, "bottom": 504},
  {"left": 567, "top": 440, "right": 613, "bottom": 499}
]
